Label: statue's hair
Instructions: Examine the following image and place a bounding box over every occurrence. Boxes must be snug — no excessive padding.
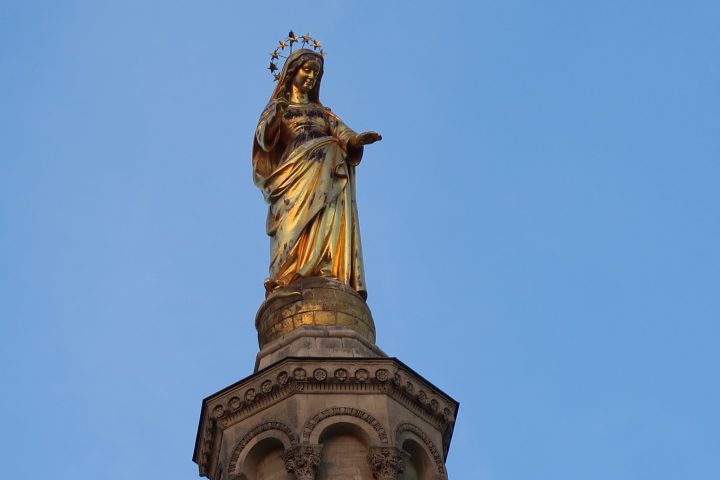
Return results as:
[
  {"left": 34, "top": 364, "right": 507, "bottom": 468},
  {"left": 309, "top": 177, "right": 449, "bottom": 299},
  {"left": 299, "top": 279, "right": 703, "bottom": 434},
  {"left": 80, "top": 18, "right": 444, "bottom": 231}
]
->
[{"left": 271, "top": 49, "right": 324, "bottom": 104}]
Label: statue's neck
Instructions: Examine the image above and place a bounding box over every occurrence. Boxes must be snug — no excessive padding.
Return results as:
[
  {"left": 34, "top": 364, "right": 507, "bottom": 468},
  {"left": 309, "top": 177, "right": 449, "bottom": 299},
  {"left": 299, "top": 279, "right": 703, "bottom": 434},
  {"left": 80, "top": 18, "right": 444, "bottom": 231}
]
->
[{"left": 289, "top": 85, "right": 309, "bottom": 105}]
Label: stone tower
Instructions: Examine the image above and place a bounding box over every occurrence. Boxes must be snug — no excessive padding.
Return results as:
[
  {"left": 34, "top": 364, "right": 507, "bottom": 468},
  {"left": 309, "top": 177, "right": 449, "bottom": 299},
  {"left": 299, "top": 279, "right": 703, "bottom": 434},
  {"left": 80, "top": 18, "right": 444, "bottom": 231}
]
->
[{"left": 193, "top": 277, "right": 458, "bottom": 479}]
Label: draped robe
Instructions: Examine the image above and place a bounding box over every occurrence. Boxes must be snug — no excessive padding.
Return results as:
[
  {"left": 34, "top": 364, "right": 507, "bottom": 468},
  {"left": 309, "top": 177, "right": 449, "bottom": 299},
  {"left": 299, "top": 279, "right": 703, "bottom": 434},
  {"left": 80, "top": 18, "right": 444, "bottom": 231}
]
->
[{"left": 253, "top": 102, "right": 367, "bottom": 298}]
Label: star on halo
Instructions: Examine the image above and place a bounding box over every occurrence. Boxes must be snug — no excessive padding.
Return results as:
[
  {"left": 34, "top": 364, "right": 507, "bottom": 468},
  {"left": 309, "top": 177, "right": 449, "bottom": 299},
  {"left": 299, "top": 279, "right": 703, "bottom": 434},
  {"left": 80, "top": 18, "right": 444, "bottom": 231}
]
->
[{"left": 267, "top": 32, "right": 324, "bottom": 80}]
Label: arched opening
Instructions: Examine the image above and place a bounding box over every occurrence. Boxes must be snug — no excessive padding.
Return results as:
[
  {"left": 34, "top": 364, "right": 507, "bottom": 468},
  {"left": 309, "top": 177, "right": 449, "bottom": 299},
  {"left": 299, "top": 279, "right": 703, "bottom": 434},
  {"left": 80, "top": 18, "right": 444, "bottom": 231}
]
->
[
  {"left": 399, "top": 439, "right": 435, "bottom": 480},
  {"left": 241, "top": 437, "right": 292, "bottom": 480},
  {"left": 317, "top": 422, "right": 373, "bottom": 480}
]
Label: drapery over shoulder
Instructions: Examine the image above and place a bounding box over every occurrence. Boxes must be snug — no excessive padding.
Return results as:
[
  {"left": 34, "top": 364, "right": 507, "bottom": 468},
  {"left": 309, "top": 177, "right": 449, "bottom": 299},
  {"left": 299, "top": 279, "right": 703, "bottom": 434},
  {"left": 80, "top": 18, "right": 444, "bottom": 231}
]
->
[
  {"left": 253, "top": 103, "right": 363, "bottom": 183},
  {"left": 252, "top": 101, "right": 367, "bottom": 299}
]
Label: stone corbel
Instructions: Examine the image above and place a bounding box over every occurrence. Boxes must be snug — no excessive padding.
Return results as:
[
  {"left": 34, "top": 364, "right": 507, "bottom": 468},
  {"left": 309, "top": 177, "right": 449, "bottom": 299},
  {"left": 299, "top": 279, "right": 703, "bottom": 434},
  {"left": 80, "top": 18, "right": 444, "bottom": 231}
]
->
[
  {"left": 367, "top": 446, "right": 408, "bottom": 480},
  {"left": 282, "top": 445, "right": 322, "bottom": 480}
]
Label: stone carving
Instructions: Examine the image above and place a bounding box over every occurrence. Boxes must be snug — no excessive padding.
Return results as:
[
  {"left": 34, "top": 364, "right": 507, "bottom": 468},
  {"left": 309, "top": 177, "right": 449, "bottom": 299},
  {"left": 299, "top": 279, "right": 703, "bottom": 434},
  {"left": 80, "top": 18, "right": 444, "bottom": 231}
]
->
[
  {"left": 210, "top": 361, "right": 456, "bottom": 433},
  {"left": 392, "top": 369, "right": 456, "bottom": 426},
  {"left": 196, "top": 359, "right": 458, "bottom": 479},
  {"left": 197, "top": 419, "right": 216, "bottom": 476},
  {"left": 302, "top": 406, "right": 389, "bottom": 444},
  {"left": 282, "top": 445, "right": 322, "bottom": 480},
  {"left": 375, "top": 368, "right": 389, "bottom": 382},
  {"left": 208, "top": 361, "right": 458, "bottom": 445},
  {"left": 394, "top": 423, "right": 447, "bottom": 479},
  {"left": 228, "top": 421, "right": 298, "bottom": 474},
  {"left": 334, "top": 368, "right": 348, "bottom": 381},
  {"left": 367, "top": 446, "right": 406, "bottom": 480},
  {"left": 244, "top": 388, "right": 256, "bottom": 402}
]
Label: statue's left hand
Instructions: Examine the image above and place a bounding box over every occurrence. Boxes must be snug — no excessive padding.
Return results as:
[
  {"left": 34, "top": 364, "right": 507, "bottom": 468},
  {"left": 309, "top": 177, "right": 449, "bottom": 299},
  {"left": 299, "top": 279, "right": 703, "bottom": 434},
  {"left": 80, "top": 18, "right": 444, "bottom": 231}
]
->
[{"left": 349, "top": 131, "right": 382, "bottom": 149}]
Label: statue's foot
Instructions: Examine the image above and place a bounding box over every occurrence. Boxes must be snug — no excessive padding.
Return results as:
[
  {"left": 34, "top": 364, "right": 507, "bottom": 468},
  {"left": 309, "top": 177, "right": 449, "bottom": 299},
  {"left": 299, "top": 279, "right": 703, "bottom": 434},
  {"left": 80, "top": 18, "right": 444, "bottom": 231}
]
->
[
  {"left": 264, "top": 278, "right": 301, "bottom": 300},
  {"left": 267, "top": 288, "right": 302, "bottom": 300}
]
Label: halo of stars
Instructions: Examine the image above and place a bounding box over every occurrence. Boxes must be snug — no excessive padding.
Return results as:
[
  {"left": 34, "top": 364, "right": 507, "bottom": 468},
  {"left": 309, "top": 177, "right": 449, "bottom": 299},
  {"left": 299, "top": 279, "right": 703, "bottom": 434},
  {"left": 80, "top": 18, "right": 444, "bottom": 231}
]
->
[{"left": 267, "top": 31, "right": 325, "bottom": 81}]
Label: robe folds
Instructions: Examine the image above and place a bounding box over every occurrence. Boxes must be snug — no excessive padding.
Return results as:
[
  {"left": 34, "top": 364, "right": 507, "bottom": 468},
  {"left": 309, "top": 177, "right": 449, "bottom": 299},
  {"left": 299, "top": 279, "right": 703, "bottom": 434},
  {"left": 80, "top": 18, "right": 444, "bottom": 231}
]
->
[{"left": 253, "top": 102, "right": 367, "bottom": 299}]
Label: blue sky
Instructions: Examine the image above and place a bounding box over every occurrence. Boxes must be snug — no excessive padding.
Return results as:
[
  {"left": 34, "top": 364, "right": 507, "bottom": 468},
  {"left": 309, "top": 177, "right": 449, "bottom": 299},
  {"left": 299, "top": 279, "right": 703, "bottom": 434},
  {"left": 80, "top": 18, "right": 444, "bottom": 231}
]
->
[{"left": 2, "top": 1, "right": 719, "bottom": 478}]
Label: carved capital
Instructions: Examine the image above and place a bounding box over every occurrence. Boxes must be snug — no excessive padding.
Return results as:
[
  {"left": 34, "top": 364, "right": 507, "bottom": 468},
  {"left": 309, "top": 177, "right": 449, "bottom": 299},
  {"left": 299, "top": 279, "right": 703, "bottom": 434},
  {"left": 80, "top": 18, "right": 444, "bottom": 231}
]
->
[
  {"left": 282, "top": 445, "right": 322, "bottom": 480},
  {"left": 367, "top": 446, "right": 407, "bottom": 480}
]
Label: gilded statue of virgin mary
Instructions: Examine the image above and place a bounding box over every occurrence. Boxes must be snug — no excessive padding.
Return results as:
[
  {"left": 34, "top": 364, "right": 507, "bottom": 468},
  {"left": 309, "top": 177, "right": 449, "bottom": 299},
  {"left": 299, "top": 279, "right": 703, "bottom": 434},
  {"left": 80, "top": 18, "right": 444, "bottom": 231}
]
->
[{"left": 253, "top": 44, "right": 381, "bottom": 299}]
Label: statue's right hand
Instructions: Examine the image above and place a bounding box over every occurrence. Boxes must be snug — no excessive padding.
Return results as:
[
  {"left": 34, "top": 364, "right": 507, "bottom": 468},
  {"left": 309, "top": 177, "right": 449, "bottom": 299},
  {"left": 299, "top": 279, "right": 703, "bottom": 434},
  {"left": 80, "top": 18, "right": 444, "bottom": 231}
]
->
[{"left": 274, "top": 98, "right": 288, "bottom": 118}]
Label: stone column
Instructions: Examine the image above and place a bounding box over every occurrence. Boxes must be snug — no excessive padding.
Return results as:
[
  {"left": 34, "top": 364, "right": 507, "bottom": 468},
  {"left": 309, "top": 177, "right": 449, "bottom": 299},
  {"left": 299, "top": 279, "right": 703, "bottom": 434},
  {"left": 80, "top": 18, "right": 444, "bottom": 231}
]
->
[
  {"left": 367, "top": 446, "right": 407, "bottom": 480},
  {"left": 282, "top": 445, "right": 322, "bottom": 480}
]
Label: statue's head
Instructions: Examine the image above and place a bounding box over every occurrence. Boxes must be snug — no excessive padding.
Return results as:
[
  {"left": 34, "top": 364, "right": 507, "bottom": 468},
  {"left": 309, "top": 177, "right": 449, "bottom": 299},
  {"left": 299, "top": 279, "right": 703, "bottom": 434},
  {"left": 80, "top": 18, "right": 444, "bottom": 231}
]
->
[{"left": 273, "top": 49, "right": 324, "bottom": 103}]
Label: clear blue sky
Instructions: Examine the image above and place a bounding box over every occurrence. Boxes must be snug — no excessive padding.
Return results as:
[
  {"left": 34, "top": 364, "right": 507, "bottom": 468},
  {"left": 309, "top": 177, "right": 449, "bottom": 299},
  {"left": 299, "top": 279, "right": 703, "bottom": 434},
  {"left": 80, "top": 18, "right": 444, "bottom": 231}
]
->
[{"left": 2, "top": 1, "right": 719, "bottom": 478}]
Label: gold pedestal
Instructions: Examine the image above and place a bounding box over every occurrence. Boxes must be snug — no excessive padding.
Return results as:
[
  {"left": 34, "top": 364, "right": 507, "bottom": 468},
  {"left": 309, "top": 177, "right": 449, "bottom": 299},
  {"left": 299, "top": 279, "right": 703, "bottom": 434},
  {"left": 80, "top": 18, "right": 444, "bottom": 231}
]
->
[{"left": 256, "top": 277, "right": 376, "bottom": 348}]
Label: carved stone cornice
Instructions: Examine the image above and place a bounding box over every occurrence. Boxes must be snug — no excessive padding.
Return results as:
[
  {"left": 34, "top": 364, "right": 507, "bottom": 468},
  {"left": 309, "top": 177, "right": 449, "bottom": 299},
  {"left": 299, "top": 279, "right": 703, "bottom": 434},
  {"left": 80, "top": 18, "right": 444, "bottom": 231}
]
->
[
  {"left": 367, "top": 446, "right": 407, "bottom": 480},
  {"left": 282, "top": 445, "right": 322, "bottom": 480},
  {"left": 205, "top": 359, "right": 456, "bottom": 429},
  {"left": 194, "top": 357, "right": 458, "bottom": 477}
]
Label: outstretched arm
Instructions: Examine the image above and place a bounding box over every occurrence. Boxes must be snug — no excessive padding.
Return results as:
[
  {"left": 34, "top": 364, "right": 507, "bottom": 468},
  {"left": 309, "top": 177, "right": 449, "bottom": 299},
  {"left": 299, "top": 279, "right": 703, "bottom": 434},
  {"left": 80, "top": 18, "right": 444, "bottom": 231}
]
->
[
  {"left": 329, "top": 111, "right": 381, "bottom": 166},
  {"left": 348, "top": 131, "right": 382, "bottom": 149}
]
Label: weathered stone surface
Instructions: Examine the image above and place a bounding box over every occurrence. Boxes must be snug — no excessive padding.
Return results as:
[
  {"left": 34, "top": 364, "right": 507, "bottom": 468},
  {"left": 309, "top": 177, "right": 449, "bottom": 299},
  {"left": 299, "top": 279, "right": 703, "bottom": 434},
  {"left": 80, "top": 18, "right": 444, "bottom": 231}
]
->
[
  {"left": 194, "top": 357, "right": 457, "bottom": 480},
  {"left": 196, "top": 280, "right": 458, "bottom": 479},
  {"left": 255, "top": 326, "right": 386, "bottom": 371}
]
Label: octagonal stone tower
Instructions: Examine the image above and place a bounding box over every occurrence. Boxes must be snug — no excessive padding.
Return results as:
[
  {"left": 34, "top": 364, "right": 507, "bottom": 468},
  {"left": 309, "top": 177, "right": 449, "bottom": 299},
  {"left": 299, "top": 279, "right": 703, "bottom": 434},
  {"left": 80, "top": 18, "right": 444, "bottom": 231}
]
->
[{"left": 193, "top": 278, "right": 458, "bottom": 479}]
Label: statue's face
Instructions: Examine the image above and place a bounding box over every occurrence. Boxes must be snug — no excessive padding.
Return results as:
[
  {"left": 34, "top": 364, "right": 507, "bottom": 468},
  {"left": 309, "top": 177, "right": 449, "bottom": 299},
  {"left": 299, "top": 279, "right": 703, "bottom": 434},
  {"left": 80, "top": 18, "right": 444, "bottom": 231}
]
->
[{"left": 293, "top": 60, "right": 321, "bottom": 94}]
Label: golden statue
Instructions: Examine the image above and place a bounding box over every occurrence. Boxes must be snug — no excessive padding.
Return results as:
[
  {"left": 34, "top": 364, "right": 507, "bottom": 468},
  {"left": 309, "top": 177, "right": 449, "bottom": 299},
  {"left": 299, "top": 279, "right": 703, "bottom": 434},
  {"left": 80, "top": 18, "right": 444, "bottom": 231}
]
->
[{"left": 253, "top": 35, "right": 381, "bottom": 300}]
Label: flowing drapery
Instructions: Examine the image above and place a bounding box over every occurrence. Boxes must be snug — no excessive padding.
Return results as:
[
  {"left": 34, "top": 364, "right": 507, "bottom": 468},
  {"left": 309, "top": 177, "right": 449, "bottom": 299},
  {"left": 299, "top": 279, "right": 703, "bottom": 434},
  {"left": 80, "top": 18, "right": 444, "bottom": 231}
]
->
[{"left": 253, "top": 104, "right": 367, "bottom": 298}]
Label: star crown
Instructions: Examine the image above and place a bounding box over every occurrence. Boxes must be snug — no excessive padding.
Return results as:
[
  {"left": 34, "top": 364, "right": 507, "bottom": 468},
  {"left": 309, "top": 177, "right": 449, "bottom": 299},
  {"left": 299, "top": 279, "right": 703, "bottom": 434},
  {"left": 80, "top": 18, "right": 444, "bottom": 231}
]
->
[{"left": 267, "top": 31, "right": 325, "bottom": 81}]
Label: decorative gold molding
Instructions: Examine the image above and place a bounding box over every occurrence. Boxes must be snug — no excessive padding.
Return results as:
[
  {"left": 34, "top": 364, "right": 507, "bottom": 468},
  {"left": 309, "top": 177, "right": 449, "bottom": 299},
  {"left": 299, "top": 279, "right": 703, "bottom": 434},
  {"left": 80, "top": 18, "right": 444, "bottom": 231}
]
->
[{"left": 255, "top": 278, "right": 376, "bottom": 347}]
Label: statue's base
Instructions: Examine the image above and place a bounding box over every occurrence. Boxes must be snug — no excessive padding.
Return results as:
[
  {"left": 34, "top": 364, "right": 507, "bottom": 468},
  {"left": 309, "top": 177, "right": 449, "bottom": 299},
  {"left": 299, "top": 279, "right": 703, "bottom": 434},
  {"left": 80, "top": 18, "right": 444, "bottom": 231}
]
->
[
  {"left": 193, "top": 277, "right": 458, "bottom": 479},
  {"left": 255, "top": 325, "right": 386, "bottom": 371},
  {"left": 254, "top": 277, "right": 377, "bottom": 369}
]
